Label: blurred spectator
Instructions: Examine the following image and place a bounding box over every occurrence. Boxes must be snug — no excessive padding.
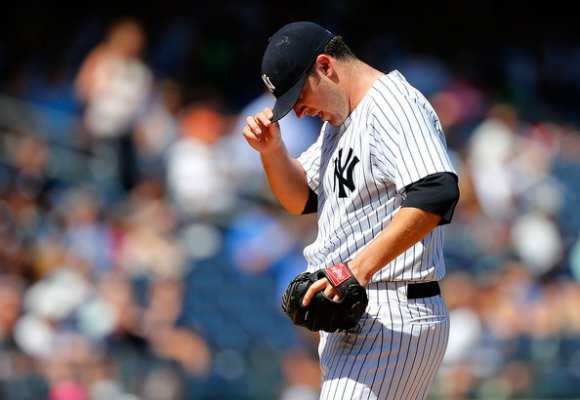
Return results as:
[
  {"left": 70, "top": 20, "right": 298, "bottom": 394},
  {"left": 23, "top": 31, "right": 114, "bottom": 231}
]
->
[
  {"left": 116, "top": 179, "right": 185, "bottom": 281},
  {"left": 165, "top": 103, "right": 237, "bottom": 221},
  {"left": 134, "top": 79, "right": 182, "bottom": 180},
  {"left": 511, "top": 210, "right": 564, "bottom": 276},
  {"left": 74, "top": 16, "right": 153, "bottom": 198},
  {"left": 467, "top": 103, "right": 521, "bottom": 223},
  {"left": 279, "top": 348, "right": 320, "bottom": 400},
  {"left": 0, "top": 275, "right": 25, "bottom": 347},
  {"left": 57, "top": 185, "right": 115, "bottom": 279},
  {"left": 3, "top": 131, "right": 60, "bottom": 211}
]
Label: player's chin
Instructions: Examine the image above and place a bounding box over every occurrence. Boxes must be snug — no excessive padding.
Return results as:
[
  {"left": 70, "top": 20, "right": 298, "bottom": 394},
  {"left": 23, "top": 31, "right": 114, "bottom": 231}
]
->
[
  {"left": 319, "top": 111, "right": 334, "bottom": 123},
  {"left": 327, "top": 114, "right": 346, "bottom": 127}
]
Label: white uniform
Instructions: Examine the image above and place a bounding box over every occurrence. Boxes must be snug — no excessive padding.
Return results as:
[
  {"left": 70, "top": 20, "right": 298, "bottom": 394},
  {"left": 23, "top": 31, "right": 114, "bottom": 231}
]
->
[{"left": 297, "top": 70, "right": 456, "bottom": 399}]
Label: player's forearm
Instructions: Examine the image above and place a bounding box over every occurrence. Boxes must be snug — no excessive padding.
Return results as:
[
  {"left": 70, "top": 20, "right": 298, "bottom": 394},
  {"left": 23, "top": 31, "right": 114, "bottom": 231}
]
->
[
  {"left": 348, "top": 207, "right": 441, "bottom": 286},
  {"left": 261, "top": 145, "right": 310, "bottom": 215}
]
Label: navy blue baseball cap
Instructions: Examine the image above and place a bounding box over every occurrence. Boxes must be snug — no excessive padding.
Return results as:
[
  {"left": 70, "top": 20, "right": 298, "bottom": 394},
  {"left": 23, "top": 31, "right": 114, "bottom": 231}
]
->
[{"left": 261, "top": 21, "right": 333, "bottom": 122}]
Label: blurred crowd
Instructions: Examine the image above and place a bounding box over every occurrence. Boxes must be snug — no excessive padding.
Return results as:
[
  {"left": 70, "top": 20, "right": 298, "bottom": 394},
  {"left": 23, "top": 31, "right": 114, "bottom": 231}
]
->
[{"left": 1, "top": 10, "right": 580, "bottom": 400}]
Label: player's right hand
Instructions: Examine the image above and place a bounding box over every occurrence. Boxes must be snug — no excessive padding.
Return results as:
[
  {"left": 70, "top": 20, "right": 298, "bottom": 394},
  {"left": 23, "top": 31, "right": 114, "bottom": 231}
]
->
[{"left": 242, "top": 107, "right": 284, "bottom": 155}]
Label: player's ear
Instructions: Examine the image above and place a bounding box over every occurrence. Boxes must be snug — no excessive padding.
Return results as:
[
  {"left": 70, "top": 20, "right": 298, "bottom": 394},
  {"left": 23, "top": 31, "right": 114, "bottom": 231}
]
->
[{"left": 315, "top": 54, "right": 333, "bottom": 77}]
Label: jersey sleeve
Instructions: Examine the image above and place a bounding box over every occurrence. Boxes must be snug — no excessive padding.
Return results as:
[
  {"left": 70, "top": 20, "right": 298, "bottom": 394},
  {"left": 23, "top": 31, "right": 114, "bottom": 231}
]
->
[
  {"left": 370, "top": 74, "right": 456, "bottom": 192},
  {"left": 297, "top": 125, "right": 325, "bottom": 193}
]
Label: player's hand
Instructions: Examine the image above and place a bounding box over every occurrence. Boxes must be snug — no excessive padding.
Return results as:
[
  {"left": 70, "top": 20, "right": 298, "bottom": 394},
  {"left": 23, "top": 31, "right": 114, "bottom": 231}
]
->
[
  {"left": 302, "top": 277, "right": 339, "bottom": 306},
  {"left": 302, "top": 262, "right": 370, "bottom": 306},
  {"left": 242, "top": 107, "right": 283, "bottom": 155}
]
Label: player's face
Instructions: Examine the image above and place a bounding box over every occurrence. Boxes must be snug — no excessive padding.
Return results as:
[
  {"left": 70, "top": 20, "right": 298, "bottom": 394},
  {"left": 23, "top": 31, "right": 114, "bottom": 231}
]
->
[{"left": 294, "top": 68, "right": 349, "bottom": 127}]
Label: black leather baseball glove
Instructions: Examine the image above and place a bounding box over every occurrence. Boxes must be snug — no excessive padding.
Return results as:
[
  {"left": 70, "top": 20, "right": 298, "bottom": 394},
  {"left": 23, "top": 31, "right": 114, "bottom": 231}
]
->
[{"left": 281, "top": 262, "right": 368, "bottom": 333}]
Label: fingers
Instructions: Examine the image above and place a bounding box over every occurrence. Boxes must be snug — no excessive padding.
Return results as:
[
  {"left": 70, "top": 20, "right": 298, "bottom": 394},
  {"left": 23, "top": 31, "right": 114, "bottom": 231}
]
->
[
  {"left": 302, "top": 278, "right": 339, "bottom": 306},
  {"left": 264, "top": 107, "right": 274, "bottom": 121},
  {"left": 302, "top": 279, "right": 326, "bottom": 306},
  {"left": 247, "top": 109, "right": 273, "bottom": 130},
  {"left": 243, "top": 116, "right": 260, "bottom": 138},
  {"left": 242, "top": 108, "right": 278, "bottom": 150},
  {"left": 324, "top": 284, "right": 340, "bottom": 301}
]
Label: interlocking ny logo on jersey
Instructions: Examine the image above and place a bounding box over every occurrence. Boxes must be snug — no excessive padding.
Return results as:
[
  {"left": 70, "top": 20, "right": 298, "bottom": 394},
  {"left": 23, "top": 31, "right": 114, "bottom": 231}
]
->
[{"left": 333, "top": 148, "right": 359, "bottom": 198}]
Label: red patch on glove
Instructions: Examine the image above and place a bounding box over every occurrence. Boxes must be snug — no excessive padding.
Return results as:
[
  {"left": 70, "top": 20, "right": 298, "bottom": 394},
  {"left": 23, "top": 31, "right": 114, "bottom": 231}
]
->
[{"left": 324, "top": 263, "right": 352, "bottom": 286}]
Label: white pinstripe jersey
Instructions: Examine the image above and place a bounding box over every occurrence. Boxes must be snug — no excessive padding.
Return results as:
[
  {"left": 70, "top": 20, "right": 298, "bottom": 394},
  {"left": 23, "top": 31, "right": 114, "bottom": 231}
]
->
[{"left": 297, "top": 70, "right": 456, "bottom": 282}]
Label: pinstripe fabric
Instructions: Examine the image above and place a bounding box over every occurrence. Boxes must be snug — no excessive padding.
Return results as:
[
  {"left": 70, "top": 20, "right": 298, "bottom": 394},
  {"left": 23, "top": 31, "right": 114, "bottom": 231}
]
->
[
  {"left": 296, "top": 70, "right": 454, "bottom": 399},
  {"left": 318, "top": 283, "right": 449, "bottom": 400},
  {"left": 297, "top": 70, "right": 456, "bottom": 282}
]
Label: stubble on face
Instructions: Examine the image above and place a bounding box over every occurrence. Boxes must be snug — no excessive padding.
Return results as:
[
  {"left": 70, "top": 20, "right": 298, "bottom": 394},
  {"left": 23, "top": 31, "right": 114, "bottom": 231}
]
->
[{"left": 300, "top": 70, "right": 349, "bottom": 127}]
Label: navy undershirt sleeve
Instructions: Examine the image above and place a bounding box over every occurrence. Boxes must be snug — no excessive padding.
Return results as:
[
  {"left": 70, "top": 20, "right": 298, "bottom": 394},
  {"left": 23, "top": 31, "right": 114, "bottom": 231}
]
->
[
  {"left": 401, "top": 172, "right": 460, "bottom": 225},
  {"left": 301, "top": 187, "right": 318, "bottom": 215}
]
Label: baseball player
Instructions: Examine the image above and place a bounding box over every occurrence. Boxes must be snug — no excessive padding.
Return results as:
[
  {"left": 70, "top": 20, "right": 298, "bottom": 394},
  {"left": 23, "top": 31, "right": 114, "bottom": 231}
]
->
[{"left": 242, "top": 21, "right": 460, "bottom": 400}]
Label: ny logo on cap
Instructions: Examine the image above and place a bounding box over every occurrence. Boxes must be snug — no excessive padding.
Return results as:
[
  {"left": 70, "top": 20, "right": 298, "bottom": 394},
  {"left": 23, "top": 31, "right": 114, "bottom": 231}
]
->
[{"left": 261, "top": 74, "right": 276, "bottom": 93}]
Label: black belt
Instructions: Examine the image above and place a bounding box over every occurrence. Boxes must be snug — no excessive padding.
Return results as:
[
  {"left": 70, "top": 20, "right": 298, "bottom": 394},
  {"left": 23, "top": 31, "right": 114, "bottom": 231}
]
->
[{"left": 407, "top": 281, "right": 440, "bottom": 299}]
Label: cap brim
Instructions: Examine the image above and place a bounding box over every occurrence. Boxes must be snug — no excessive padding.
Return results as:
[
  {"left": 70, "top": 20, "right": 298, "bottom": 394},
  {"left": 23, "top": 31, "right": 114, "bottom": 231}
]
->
[{"left": 271, "top": 74, "right": 307, "bottom": 123}]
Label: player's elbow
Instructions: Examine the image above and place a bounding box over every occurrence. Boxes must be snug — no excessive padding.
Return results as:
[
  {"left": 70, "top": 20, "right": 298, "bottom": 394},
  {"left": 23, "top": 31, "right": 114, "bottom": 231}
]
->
[
  {"left": 277, "top": 186, "right": 317, "bottom": 215},
  {"left": 282, "top": 204, "right": 305, "bottom": 216}
]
